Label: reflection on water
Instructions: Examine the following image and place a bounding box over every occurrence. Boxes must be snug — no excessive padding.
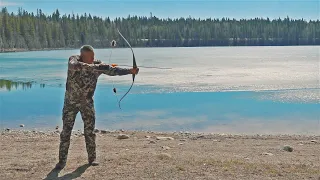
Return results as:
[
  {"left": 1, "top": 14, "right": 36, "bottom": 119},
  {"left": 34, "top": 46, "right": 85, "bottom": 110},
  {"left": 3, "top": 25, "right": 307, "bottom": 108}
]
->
[
  {"left": 1, "top": 85, "right": 318, "bottom": 135},
  {"left": 0, "top": 79, "right": 46, "bottom": 91}
]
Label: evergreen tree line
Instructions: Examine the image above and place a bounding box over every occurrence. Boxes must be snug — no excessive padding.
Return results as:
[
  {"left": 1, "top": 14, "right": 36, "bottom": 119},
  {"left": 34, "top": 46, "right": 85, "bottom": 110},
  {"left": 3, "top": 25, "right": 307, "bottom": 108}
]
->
[{"left": 0, "top": 7, "right": 319, "bottom": 51}]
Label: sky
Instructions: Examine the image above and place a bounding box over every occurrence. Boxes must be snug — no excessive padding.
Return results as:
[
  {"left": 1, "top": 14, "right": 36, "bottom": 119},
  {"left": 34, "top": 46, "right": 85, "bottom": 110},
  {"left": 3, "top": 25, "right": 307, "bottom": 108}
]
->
[{"left": 0, "top": 0, "right": 319, "bottom": 20}]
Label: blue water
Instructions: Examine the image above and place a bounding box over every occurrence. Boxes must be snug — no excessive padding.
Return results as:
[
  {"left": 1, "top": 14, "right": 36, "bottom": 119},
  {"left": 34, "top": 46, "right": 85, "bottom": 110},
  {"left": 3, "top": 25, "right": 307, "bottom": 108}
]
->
[
  {"left": 1, "top": 84, "right": 319, "bottom": 134},
  {"left": 1, "top": 47, "right": 319, "bottom": 134}
]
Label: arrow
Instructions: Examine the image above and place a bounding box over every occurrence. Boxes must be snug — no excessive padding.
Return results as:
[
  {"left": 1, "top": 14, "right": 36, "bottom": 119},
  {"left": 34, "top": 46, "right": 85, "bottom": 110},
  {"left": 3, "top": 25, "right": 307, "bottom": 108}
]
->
[{"left": 111, "top": 64, "right": 171, "bottom": 69}]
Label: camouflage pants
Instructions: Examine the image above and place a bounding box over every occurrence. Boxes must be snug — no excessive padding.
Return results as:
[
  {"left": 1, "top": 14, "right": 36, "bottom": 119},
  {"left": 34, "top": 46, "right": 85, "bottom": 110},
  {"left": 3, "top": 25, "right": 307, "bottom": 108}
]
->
[{"left": 59, "top": 100, "right": 96, "bottom": 163}]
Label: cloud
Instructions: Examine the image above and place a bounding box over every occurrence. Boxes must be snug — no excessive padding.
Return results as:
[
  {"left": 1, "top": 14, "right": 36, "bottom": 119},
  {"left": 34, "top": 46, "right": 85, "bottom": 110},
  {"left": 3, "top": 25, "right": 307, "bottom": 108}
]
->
[
  {"left": 199, "top": 118, "right": 320, "bottom": 135},
  {"left": 0, "top": 1, "right": 22, "bottom": 7},
  {"left": 96, "top": 110, "right": 209, "bottom": 131}
]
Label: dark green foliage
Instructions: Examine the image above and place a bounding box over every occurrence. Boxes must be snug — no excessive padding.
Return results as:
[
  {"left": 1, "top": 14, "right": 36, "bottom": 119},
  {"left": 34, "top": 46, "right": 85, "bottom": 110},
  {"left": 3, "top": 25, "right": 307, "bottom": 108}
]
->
[{"left": 0, "top": 8, "right": 319, "bottom": 51}]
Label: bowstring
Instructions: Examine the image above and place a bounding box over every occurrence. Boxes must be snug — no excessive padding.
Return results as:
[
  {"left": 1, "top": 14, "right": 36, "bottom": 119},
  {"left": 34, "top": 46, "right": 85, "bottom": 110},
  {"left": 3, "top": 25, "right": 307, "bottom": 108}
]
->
[
  {"left": 108, "top": 41, "right": 126, "bottom": 126},
  {"left": 108, "top": 48, "right": 118, "bottom": 102}
]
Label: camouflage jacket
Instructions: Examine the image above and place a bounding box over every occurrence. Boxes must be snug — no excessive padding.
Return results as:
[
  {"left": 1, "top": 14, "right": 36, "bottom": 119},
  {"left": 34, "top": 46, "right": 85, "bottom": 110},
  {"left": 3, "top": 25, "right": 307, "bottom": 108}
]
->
[{"left": 64, "top": 55, "right": 131, "bottom": 104}]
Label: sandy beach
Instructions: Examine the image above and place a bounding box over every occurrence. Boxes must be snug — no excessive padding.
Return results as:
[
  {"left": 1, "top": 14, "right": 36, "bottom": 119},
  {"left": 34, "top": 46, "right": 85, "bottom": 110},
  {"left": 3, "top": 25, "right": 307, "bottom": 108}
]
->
[{"left": 1, "top": 129, "right": 319, "bottom": 180}]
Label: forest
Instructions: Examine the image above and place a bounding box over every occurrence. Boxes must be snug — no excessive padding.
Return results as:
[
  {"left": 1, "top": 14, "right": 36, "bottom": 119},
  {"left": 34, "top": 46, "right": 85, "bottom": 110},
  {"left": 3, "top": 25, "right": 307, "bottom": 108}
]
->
[{"left": 0, "top": 7, "right": 319, "bottom": 52}]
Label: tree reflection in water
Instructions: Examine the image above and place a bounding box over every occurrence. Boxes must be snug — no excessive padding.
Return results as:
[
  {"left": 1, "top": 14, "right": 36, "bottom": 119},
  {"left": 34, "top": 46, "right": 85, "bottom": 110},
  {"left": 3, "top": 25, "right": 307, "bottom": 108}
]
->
[{"left": 0, "top": 79, "right": 46, "bottom": 91}]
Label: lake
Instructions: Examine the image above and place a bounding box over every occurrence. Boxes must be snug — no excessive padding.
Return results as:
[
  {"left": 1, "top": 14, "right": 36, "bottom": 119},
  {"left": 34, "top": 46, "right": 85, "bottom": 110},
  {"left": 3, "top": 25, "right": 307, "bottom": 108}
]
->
[{"left": 0, "top": 46, "right": 319, "bottom": 135}]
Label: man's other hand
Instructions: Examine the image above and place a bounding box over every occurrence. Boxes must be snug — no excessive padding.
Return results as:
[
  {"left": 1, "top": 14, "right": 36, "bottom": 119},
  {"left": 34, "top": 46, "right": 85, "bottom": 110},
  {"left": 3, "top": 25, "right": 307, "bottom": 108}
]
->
[{"left": 130, "top": 68, "right": 139, "bottom": 75}]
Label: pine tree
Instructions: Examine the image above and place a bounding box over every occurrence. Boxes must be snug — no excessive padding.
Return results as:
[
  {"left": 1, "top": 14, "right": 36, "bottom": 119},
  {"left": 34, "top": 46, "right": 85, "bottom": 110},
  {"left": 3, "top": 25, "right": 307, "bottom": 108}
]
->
[{"left": 0, "top": 7, "right": 319, "bottom": 51}]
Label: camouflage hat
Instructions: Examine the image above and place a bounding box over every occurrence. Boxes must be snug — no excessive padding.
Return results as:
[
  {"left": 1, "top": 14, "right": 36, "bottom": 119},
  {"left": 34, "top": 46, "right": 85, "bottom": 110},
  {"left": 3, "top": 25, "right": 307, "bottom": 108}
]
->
[{"left": 80, "top": 45, "right": 94, "bottom": 52}]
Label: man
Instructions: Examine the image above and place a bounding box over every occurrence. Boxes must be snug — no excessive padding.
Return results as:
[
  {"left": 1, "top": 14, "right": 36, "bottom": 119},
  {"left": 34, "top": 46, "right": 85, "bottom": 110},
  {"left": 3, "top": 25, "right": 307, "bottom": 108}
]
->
[{"left": 55, "top": 45, "right": 139, "bottom": 169}]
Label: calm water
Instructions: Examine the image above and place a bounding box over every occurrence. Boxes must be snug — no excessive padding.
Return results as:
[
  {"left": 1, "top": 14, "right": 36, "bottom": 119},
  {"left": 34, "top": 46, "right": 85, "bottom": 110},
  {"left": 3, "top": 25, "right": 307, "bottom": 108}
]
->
[{"left": 0, "top": 46, "right": 319, "bottom": 135}]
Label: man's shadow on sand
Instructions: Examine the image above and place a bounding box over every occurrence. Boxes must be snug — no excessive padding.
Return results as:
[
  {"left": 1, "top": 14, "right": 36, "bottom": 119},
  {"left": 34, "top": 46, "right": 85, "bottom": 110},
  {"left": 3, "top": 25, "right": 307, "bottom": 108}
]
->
[{"left": 44, "top": 164, "right": 90, "bottom": 180}]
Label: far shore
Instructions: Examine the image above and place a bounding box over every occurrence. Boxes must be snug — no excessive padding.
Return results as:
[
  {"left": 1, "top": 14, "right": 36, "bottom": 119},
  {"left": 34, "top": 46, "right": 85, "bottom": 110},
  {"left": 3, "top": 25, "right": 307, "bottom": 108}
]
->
[
  {"left": 0, "top": 48, "right": 76, "bottom": 53},
  {"left": 1, "top": 45, "right": 319, "bottom": 54}
]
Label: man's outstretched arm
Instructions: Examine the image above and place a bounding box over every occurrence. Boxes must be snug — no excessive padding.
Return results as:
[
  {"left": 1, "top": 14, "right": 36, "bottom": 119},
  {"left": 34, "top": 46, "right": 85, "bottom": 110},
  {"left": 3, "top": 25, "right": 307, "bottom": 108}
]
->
[{"left": 96, "top": 64, "right": 133, "bottom": 76}]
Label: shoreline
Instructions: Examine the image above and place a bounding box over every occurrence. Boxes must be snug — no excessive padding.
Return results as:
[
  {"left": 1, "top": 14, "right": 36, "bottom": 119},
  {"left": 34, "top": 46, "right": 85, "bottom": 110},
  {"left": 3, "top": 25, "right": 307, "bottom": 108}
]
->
[{"left": 2, "top": 129, "right": 320, "bottom": 139}]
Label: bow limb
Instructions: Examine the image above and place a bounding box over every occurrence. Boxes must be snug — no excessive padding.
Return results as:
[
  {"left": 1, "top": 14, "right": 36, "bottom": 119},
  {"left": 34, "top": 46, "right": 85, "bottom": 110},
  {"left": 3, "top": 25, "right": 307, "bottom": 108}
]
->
[{"left": 117, "top": 29, "right": 137, "bottom": 109}]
